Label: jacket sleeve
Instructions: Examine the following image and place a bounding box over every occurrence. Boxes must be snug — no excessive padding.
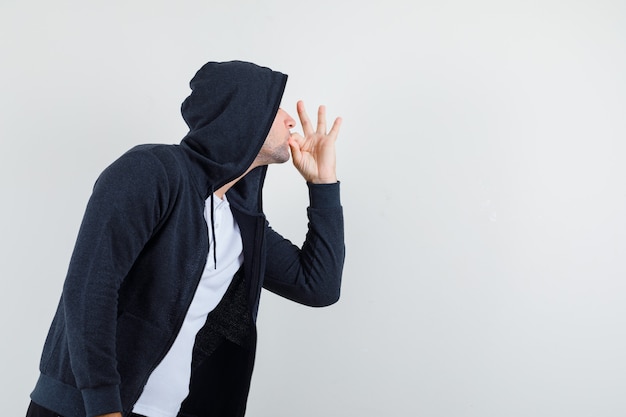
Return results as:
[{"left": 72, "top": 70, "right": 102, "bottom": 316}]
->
[
  {"left": 262, "top": 182, "right": 345, "bottom": 307},
  {"left": 61, "top": 150, "right": 170, "bottom": 417}
]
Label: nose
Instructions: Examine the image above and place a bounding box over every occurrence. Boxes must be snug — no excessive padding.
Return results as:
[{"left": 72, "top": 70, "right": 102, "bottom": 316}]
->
[{"left": 282, "top": 109, "right": 296, "bottom": 129}]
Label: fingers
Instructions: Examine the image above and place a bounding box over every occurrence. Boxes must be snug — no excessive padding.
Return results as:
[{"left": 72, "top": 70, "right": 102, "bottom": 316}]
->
[
  {"left": 317, "top": 105, "right": 326, "bottom": 134},
  {"left": 328, "top": 117, "right": 342, "bottom": 140},
  {"left": 289, "top": 132, "right": 305, "bottom": 148},
  {"left": 296, "top": 100, "right": 341, "bottom": 138},
  {"left": 297, "top": 101, "right": 314, "bottom": 136},
  {"left": 288, "top": 136, "right": 303, "bottom": 163}
]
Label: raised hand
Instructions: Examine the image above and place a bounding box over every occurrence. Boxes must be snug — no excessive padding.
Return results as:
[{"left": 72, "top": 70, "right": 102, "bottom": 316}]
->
[{"left": 288, "top": 100, "right": 342, "bottom": 184}]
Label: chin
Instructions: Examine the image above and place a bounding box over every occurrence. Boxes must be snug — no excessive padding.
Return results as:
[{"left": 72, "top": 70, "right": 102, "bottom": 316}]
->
[
  {"left": 276, "top": 154, "right": 290, "bottom": 164},
  {"left": 265, "top": 152, "right": 290, "bottom": 165},
  {"left": 278, "top": 147, "right": 290, "bottom": 163}
]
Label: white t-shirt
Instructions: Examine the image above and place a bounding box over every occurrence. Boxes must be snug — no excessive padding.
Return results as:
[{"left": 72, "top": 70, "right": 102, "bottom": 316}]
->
[{"left": 133, "top": 194, "right": 243, "bottom": 417}]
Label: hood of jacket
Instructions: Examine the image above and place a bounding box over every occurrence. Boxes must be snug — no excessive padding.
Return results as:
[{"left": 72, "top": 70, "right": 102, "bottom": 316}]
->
[{"left": 179, "top": 60, "right": 288, "bottom": 211}]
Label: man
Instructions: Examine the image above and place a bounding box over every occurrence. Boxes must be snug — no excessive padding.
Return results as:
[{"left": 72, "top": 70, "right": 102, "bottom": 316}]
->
[{"left": 27, "top": 60, "right": 344, "bottom": 417}]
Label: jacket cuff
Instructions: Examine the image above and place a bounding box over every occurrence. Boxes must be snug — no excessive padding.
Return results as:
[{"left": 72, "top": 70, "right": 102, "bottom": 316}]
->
[
  {"left": 307, "top": 181, "right": 341, "bottom": 209},
  {"left": 81, "top": 385, "right": 122, "bottom": 417}
]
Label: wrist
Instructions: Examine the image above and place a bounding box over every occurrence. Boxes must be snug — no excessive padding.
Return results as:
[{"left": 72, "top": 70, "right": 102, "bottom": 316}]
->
[{"left": 308, "top": 175, "right": 337, "bottom": 184}]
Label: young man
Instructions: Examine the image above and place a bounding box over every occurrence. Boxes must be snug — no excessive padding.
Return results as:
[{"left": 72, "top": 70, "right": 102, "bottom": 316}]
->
[{"left": 27, "top": 60, "right": 344, "bottom": 417}]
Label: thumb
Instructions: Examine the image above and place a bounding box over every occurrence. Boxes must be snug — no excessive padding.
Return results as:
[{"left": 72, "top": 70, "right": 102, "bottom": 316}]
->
[{"left": 288, "top": 135, "right": 303, "bottom": 164}]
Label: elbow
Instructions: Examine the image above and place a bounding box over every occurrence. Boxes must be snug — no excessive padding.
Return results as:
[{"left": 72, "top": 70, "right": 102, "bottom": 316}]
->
[
  {"left": 264, "top": 266, "right": 343, "bottom": 307},
  {"left": 307, "top": 283, "right": 341, "bottom": 307},
  {"left": 315, "top": 291, "right": 341, "bottom": 307},
  {"left": 307, "top": 265, "right": 343, "bottom": 307}
]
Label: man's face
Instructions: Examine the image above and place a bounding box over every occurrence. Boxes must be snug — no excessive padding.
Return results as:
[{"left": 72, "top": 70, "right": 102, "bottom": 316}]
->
[{"left": 256, "top": 108, "right": 296, "bottom": 165}]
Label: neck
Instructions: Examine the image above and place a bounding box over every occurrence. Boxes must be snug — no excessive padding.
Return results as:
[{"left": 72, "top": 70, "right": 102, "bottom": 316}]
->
[
  {"left": 214, "top": 160, "right": 261, "bottom": 199},
  {"left": 214, "top": 178, "right": 237, "bottom": 199}
]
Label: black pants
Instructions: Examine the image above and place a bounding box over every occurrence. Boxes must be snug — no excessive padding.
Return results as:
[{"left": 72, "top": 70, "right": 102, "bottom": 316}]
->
[{"left": 27, "top": 401, "right": 146, "bottom": 417}]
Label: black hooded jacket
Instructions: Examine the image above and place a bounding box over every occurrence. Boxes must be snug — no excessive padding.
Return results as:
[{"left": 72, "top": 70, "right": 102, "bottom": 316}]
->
[{"left": 30, "top": 61, "right": 344, "bottom": 417}]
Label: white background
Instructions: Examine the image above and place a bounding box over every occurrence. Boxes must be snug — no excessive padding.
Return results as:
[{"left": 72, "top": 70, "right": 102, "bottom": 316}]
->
[{"left": 2, "top": 0, "right": 626, "bottom": 415}]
